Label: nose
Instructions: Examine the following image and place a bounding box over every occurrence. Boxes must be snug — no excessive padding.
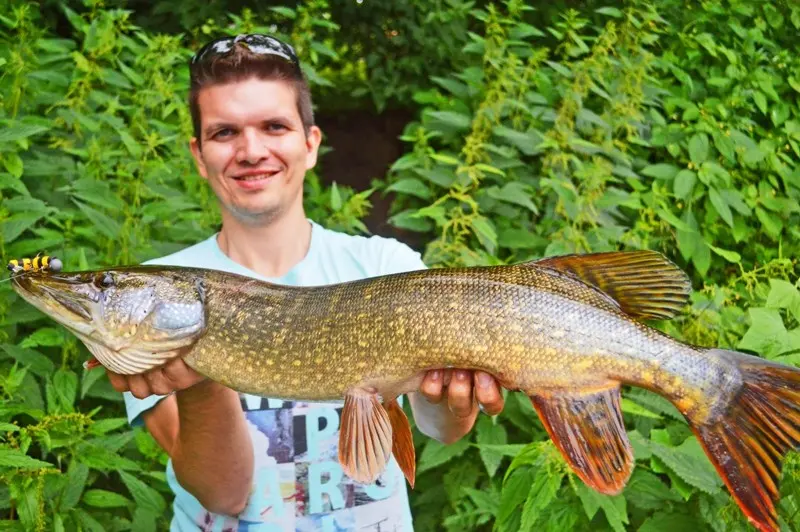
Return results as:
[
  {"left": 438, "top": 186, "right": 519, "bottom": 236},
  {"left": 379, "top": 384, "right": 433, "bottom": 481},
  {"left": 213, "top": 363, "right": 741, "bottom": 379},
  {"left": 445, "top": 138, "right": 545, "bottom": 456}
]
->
[{"left": 235, "top": 128, "right": 271, "bottom": 165}]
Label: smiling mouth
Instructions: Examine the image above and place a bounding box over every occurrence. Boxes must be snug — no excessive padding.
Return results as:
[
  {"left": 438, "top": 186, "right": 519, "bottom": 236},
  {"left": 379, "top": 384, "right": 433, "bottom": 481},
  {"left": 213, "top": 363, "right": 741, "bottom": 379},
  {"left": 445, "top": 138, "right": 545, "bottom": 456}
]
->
[{"left": 232, "top": 171, "right": 280, "bottom": 181}]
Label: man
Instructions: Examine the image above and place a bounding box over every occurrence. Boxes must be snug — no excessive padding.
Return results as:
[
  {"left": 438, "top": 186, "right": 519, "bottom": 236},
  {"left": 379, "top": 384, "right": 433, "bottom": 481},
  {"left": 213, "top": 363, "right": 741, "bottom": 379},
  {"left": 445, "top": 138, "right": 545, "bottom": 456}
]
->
[{"left": 109, "top": 34, "right": 504, "bottom": 531}]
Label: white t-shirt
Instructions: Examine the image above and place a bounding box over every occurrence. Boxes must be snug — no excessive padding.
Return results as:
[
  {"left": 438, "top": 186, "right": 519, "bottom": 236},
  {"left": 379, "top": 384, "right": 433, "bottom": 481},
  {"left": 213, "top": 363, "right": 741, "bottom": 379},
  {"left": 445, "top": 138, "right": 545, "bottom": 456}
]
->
[{"left": 123, "top": 220, "right": 427, "bottom": 531}]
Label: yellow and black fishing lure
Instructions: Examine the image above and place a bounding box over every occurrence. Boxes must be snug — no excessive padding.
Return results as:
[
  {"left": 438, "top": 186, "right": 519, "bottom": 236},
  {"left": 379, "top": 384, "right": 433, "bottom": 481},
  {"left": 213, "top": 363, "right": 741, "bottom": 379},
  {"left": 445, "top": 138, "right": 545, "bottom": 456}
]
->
[{"left": 7, "top": 254, "right": 62, "bottom": 274}]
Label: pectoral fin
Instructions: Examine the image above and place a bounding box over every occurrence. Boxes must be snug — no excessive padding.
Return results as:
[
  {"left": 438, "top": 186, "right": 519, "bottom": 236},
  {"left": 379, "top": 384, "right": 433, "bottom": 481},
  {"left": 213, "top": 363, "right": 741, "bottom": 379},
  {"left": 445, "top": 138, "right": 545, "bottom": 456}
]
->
[
  {"left": 530, "top": 385, "right": 633, "bottom": 495},
  {"left": 531, "top": 250, "right": 691, "bottom": 320},
  {"left": 386, "top": 398, "right": 416, "bottom": 488},
  {"left": 339, "top": 390, "right": 393, "bottom": 484}
]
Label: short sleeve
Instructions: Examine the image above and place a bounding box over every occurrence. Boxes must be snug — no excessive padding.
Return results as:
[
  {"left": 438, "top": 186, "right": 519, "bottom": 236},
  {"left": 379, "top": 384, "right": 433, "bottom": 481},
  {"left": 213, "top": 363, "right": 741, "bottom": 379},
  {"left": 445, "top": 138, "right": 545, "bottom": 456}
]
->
[
  {"left": 376, "top": 238, "right": 427, "bottom": 276},
  {"left": 123, "top": 391, "right": 167, "bottom": 427}
]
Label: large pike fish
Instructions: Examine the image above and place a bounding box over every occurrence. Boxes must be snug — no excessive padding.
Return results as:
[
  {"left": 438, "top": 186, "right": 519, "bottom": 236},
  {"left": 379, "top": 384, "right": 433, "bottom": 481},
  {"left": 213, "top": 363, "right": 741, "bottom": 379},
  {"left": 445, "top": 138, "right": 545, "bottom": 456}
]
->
[{"left": 9, "top": 250, "right": 800, "bottom": 531}]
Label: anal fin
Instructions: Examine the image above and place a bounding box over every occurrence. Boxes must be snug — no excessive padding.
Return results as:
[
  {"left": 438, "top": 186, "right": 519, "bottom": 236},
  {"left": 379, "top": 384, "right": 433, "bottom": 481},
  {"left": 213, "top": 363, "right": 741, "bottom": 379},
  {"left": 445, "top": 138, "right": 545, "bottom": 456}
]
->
[
  {"left": 386, "top": 398, "right": 416, "bottom": 488},
  {"left": 339, "top": 390, "right": 393, "bottom": 484},
  {"left": 530, "top": 385, "right": 633, "bottom": 495}
]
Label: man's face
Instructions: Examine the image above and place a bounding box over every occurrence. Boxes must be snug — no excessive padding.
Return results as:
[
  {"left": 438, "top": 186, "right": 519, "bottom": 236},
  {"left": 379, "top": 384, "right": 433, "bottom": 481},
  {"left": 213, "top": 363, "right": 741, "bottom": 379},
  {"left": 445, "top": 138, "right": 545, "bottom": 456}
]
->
[{"left": 189, "top": 77, "right": 321, "bottom": 225}]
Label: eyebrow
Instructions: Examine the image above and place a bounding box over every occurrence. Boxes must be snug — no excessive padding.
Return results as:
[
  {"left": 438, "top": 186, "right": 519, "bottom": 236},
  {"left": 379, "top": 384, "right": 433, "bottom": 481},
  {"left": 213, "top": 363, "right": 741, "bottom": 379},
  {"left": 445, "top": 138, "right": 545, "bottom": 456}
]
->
[{"left": 203, "top": 116, "right": 296, "bottom": 138}]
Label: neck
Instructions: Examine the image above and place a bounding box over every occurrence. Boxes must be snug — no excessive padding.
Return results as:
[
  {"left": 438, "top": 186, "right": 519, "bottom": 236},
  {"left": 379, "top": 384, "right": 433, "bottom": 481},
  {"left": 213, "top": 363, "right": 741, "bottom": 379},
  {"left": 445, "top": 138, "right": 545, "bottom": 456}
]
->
[{"left": 216, "top": 202, "right": 312, "bottom": 279}]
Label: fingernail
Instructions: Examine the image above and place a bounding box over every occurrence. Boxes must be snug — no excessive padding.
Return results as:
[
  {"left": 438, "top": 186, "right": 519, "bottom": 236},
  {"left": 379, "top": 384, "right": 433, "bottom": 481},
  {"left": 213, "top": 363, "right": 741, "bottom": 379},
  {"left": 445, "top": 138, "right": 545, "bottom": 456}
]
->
[
  {"left": 476, "top": 372, "right": 492, "bottom": 388},
  {"left": 429, "top": 370, "right": 441, "bottom": 382},
  {"left": 455, "top": 370, "right": 469, "bottom": 381}
]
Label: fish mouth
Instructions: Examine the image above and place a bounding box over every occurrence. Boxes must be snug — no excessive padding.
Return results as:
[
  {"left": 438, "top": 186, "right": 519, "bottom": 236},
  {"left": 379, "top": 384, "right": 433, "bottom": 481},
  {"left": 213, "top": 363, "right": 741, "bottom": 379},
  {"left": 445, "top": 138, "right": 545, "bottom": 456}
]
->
[{"left": 12, "top": 272, "right": 97, "bottom": 330}]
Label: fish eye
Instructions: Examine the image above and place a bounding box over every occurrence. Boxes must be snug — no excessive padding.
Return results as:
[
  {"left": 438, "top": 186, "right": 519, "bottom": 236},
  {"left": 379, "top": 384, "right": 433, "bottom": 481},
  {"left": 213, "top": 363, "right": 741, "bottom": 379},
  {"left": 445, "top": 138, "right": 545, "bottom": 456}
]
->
[{"left": 95, "top": 272, "right": 114, "bottom": 289}]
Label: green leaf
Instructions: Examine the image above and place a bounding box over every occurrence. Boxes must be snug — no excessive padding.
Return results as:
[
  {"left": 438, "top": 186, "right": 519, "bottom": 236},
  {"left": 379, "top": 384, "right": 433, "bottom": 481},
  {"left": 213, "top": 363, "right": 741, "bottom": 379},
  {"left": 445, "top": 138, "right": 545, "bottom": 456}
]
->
[
  {"left": 427, "top": 110, "right": 472, "bottom": 132},
  {"left": 766, "top": 279, "right": 800, "bottom": 323},
  {"left": 488, "top": 182, "right": 539, "bottom": 214},
  {"left": 596, "top": 7, "right": 623, "bottom": 17},
  {"left": 753, "top": 91, "right": 768, "bottom": 114},
  {"left": 3, "top": 152, "right": 23, "bottom": 178},
  {"left": 688, "top": 133, "right": 710, "bottom": 164},
  {"left": 521, "top": 467, "right": 562, "bottom": 529},
  {"left": 53, "top": 369, "right": 78, "bottom": 412},
  {"left": 386, "top": 178, "right": 433, "bottom": 200},
  {"left": 475, "top": 417, "right": 508, "bottom": 476},
  {"left": 59, "top": 461, "right": 88, "bottom": 511},
  {"left": 471, "top": 216, "right": 497, "bottom": 254},
  {"left": 576, "top": 484, "right": 628, "bottom": 532},
  {"left": 493, "top": 126, "right": 544, "bottom": 156},
  {"left": 329, "top": 182, "right": 342, "bottom": 211},
  {"left": 0, "top": 123, "right": 50, "bottom": 144},
  {"left": 498, "top": 468, "right": 535, "bottom": 526},
  {"left": 621, "top": 398, "right": 662, "bottom": 419},
  {"left": 82, "top": 489, "right": 132, "bottom": 508},
  {"left": 673, "top": 170, "right": 696, "bottom": 200},
  {"left": 119, "top": 471, "right": 166, "bottom": 513},
  {"left": 639, "top": 510, "right": 707, "bottom": 532},
  {"left": 713, "top": 132, "right": 736, "bottom": 163},
  {"left": 649, "top": 432, "right": 722, "bottom": 493},
  {"left": 1, "top": 344, "right": 55, "bottom": 377},
  {"left": 417, "top": 437, "right": 471, "bottom": 473},
  {"left": 738, "top": 307, "right": 791, "bottom": 358},
  {"left": 74, "top": 200, "right": 121, "bottom": 240},
  {"left": 641, "top": 164, "right": 680, "bottom": 180},
  {"left": 498, "top": 228, "right": 547, "bottom": 250},
  {"left": 19, "top": 328, "right": 62, "bottom": 348},
  {"left": 623, "top": 469, "right": 681, "bottom": 510},
  {"left": 708, "top": 244, "right": 741, "bottom": 264},
  {"left": 708, "top": 187, "right": 733, "bottom": 227},
  {"left": 0, "top": 449, "right": 52, "bottom": 470},
  {"left": 1, "top": 212, "right": 46, "bottom": 243}
]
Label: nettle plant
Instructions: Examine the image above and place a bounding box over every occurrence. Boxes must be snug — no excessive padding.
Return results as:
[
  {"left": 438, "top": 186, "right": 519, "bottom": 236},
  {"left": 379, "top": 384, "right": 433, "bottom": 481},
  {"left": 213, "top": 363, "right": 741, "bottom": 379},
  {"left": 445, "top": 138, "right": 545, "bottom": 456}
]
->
[{"left": 385, "top": 1, "right": 800, "bottom": 530}]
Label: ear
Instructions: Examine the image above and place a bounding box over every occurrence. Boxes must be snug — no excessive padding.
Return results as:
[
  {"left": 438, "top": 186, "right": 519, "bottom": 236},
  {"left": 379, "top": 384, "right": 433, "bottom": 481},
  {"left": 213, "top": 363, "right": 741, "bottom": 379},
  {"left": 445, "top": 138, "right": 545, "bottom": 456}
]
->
[
  {"left": 189, "top": 137, "right": 209, "bottom": 180},
  {"left": 304, "top": 125, "right": 322, "bottom": 171}
]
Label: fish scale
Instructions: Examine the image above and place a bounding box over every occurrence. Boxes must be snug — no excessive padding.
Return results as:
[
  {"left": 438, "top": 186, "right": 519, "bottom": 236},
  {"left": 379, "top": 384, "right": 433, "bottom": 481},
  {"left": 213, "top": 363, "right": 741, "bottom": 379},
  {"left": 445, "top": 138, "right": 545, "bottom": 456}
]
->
[{"left": 10, "top": 249, "right": 800, "bottom": 532}]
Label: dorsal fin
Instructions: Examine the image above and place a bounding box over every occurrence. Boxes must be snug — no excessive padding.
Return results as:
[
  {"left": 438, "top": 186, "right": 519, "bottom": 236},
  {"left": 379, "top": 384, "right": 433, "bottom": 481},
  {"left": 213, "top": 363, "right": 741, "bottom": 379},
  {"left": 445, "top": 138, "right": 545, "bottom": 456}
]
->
[{"left": 530, "top": 250, "right": 691, "bottom": 320}]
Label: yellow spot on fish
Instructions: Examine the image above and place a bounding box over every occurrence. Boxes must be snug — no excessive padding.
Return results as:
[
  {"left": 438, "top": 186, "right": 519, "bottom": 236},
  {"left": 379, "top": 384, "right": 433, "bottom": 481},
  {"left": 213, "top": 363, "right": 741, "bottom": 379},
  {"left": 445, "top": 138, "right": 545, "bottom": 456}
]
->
[
  {"left": 247, "top": 365, "right": 253, "bottom": 372},
  {"left": 266, "top": 360, "right": 274, "bottom": 366},
  {"left": 293, "top": 360, "right": 302, "bottom": 367},
  {"left": 357, "top": 361, "right": 367, "bottom": 368}
]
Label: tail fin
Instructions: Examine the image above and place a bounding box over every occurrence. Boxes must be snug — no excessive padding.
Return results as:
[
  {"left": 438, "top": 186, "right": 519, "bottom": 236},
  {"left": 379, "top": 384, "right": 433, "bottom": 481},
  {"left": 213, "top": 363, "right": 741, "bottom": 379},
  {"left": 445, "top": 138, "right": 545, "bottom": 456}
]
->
[{"left": 692, "top": 350, "right": 800, "bottom": 532}]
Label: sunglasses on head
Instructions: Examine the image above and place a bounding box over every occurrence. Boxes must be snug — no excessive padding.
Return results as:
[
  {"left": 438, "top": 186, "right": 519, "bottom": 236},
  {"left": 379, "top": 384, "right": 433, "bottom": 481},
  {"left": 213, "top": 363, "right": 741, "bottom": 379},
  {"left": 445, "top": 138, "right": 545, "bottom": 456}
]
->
[{"left": 190, "top": 34, "right": 301, "bottom": 75}]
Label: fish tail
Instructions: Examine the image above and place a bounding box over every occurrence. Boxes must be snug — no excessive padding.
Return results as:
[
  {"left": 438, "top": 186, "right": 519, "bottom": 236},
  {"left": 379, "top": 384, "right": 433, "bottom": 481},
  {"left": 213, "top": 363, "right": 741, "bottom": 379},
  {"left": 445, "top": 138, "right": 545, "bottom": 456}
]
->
[{"left": 690, "top": 349, "right": 800, "bottom": 532}]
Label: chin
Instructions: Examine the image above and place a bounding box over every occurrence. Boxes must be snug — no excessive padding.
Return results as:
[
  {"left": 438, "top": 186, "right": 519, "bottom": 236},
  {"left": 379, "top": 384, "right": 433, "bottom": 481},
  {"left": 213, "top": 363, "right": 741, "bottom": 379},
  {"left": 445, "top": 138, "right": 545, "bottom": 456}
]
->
[{"left": 226, "top": 203, "right": 283, "bottom": 225}]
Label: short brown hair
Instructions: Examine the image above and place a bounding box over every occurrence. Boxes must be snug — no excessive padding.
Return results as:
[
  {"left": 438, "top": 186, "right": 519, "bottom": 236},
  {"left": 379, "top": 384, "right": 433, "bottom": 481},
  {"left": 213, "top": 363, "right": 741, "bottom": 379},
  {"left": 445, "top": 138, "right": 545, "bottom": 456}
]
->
[{"left": 189, "top": 43, "right": 315, "bottom": 145}]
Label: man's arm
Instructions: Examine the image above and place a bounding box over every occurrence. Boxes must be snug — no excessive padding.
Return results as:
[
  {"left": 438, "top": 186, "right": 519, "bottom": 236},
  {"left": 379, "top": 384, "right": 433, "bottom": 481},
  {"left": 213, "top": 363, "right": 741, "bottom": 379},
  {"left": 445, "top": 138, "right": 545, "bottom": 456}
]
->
[{"left": 109, "top": 358, "right": 253, "bottom": 516}]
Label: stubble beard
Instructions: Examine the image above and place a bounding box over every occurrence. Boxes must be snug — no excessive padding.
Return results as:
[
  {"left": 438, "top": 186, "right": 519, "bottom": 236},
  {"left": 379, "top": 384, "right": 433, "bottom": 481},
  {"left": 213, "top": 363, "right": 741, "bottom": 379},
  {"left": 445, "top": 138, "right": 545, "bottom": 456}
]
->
[{"left": 225, "top": 199, "right": 284, "bottom": 226}]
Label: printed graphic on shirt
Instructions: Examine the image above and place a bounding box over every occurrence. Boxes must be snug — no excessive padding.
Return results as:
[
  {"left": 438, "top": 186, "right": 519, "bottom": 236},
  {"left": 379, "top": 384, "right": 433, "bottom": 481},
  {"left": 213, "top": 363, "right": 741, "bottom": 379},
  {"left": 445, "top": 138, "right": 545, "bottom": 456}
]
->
[{"left": 201, "top": 394, "right": 409, "bottom": 531}]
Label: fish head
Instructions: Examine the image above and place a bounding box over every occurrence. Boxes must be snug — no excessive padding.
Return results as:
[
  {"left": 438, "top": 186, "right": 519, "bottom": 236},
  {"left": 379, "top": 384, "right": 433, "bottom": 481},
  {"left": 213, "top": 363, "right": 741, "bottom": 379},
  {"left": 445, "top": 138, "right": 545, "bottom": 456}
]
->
[{"left": 12, "top": 267, "right": 207, "bottom": 374}]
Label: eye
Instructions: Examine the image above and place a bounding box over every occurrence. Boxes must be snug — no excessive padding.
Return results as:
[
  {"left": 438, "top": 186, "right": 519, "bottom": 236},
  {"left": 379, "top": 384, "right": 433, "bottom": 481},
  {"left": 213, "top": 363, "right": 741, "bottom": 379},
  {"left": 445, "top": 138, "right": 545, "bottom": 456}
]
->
[{"left": 95, "top": 272, "right": 114, "bottom": 289}]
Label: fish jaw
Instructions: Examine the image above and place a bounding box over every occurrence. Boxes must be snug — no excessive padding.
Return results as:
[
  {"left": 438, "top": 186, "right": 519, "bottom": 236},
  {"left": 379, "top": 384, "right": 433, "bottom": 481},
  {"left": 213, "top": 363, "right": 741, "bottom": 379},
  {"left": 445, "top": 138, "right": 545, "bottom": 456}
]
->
[{"left": 11, "top": 269, "right": 208, "bottom": 375}]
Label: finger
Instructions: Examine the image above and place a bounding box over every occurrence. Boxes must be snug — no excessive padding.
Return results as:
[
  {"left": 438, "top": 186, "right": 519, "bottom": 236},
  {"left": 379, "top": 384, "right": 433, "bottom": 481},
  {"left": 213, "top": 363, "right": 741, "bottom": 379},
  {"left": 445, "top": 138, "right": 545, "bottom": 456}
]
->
[
  {"left": 442, "top": 369, "right": 452, "bottom": 387},
  {"left": 474, "top": 371, "right": 504, "bottom": 416},
  {"left": 127, "top": 374, "right": 152, "bottom": 399},
  {"left": 419, "top": 370, "right": 444, "bottom": 404},
  {"left": 106, "top": 371, "right": 129, "bottom": 393},
  {"left": 162, "top": 358, "right": 205, "bottom": 390},
  {"left": 447, "top": 370, "right": 476, "bottom": 418},
  {"left": 144, "top": 369, "right": 173, "bottom": 396}
]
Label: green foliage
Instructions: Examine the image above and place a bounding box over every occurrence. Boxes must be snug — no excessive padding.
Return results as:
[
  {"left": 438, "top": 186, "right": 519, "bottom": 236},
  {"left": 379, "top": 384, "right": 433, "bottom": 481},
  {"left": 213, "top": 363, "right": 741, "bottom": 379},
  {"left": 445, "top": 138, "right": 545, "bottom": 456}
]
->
[
  {"left": 2, "top": 0, "right": 800, "bottom": 530},
  {"left": 384, "top": 0, "right": 800, "bottom": 530}
]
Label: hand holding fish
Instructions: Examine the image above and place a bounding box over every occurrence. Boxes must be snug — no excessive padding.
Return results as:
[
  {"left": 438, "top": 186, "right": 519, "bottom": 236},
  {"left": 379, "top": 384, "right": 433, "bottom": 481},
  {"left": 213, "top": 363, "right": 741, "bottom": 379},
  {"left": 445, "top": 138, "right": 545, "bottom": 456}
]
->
[
  {"left": 411, "top": 369, "right": 505, "bottom": 444},
  {"left": 106, "top": 353, "right": 206, "bottom": 399}
]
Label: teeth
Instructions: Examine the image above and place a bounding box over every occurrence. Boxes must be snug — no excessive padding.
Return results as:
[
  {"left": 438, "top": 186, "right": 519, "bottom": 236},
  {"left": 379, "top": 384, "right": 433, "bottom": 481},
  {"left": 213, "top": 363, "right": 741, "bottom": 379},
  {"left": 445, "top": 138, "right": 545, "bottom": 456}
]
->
[{"left": 235, "top": 173, "right": 276, "bottom": 181}]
